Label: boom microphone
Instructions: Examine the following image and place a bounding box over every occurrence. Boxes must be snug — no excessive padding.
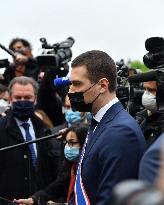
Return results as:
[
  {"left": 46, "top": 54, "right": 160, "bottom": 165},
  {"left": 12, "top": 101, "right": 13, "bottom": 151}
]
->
[
  {"left": 0, "top": 131, "right": 64, "bottom": 152},
  {"left": 54, "top": 76, "right": 71, "bottom": 87},
  {"left": 0, "top": 43, "right": 16, "bottom": 58},
  {"left": 128, "top": 71, "right": 157, "bottom": 83}
]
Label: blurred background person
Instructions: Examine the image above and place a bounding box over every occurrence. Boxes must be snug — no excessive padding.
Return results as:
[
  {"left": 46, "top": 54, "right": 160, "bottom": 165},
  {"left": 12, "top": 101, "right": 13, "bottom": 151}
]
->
[
  {"left": 35, "top": 109, "right": 54, "bottom": 129},
  {"left": 0, "top": 83, "right": 10, "bottom": 116},
  {"left": 1, "top": 37, "right": 39, "bottom": 85},
  {"left": 63, "top": 94, "right": 92, "bottom": 126},
  {"left": 51, "top": 93, "right": 92, "bottom": 134},
  {"left": 111, "top": 179, "right": 164, "bottom": 205},
  {"left": 139, "top": 132, "right": 164, "bottom": 184},
  {"left": 36, "top": 70, "right": 65, "bottom": 127}
]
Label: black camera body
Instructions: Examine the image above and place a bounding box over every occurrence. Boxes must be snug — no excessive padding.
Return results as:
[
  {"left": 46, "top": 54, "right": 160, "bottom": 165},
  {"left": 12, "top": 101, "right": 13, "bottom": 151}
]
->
[
  {"left": 143, "top": 37, "right": 164, "bottom": 69},
  {"left": 116, "top": 60, "right": 144, "bottom": 114},
  {"left": 116, "top": 59, "right": 129, "bottom": 107},
  {"left": 143, "top": 37, "right": 164, "bottom": 112},
  {"left": 0, "top": 59, "right": 9, "bottom": 68},
  {"left": 36, "top": 37, "right": 75, "bottom": 77}
]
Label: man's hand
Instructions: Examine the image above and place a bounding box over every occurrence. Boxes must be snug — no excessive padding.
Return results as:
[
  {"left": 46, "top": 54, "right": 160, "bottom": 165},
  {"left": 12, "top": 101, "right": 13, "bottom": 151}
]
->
[
  {"left": 15, "top": 53, "right": 28, "bottom": 64},
  {"left": 14, "top": 198, "right": 34, "bottom": 205}
]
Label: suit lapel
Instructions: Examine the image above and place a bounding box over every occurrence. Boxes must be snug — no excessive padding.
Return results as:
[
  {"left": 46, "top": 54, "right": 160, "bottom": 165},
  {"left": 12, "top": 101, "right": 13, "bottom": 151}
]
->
[
  {"left": 6, "top": 113, "right": 25, "bottom": 143},
  {"left": 82, "top": 102, "right": 124, "bottom": 163}
]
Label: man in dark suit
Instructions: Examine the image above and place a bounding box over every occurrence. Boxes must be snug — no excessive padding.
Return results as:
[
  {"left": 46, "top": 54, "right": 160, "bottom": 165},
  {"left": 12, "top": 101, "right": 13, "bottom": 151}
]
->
[
  {"left": 68, "top": 50, "right": 146, "bottom": 205},
  {"left": 0, "top": 76, "right": 59, "bottom": 202},
  {"left": 139, "top": 132, "right": 164, "bottom": 184}
]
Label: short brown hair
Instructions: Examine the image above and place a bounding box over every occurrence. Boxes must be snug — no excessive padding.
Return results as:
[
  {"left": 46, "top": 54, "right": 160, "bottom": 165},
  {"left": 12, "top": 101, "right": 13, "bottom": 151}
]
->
[
  {"left": 9, "top": 38, "right": 32, "bottom": 51},
  {"left": 71, "top": 50, "right": 117, "bottom": 92}
]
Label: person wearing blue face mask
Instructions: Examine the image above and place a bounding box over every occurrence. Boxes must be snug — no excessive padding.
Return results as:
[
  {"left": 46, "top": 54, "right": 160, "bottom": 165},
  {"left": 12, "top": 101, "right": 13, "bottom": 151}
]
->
[
  {"left": 16, "top": 123, "right": 88, "bottom": 205},
  {"left": 65, "top": 109, "right": 82, "bottom": 125},
  {"left": 64, "top": 94, "right": 92, "bottom": 127}
]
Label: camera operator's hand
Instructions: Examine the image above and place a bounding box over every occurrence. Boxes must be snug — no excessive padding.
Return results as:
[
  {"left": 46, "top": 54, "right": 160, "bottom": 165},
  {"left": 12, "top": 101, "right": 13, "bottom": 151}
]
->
[
  {"left": 0, "top": 74, "right": 4, "bottom": 80},
  {"left": 14, "top": 197, "right": 34, "bottom": 205},
  {"left": 14, "top": 52, "right": 28, "bottom": 65}
]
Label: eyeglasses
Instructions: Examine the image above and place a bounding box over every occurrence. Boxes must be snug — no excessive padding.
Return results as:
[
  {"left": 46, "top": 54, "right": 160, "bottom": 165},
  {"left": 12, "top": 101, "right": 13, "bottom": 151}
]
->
[{"left": 63, "top": 140, "right": 80, "bottom": 147}]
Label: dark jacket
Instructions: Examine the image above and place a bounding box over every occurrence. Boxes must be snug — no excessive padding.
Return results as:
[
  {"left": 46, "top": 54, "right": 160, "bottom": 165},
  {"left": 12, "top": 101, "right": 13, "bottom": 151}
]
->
[
  {"left": 139, "top": 132, "right": 164, "bottom": 184},
  {"left": 37, "top": 71, "right": 65, "bottom": 126},
  {"left": 32, "top": 158, "right": 72, "bottom": 204},
  {"left": 2, "top": 57, "right": 39, "bottom": 86},
  {"left": 136, "top": 110, "right": 164, "bottom": 147},
  {"left": 0, "top": 111, "right": 59, "bottom": 200}
]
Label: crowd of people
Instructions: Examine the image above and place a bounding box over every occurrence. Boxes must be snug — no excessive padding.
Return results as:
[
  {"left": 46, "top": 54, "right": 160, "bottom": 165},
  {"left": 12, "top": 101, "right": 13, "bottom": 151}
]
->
[{"left": 0, "top": 37, "right": 163, "bottom": 205}]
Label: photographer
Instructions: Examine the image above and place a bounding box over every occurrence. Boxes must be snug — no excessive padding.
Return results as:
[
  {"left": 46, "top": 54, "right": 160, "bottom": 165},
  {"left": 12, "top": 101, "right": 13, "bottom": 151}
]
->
[
  {"left": 0, "top": 83, "right": 9, "bottom": 116},
  {"left": 1, "top": 38, "right": 39, "bottom": 85},
  {"left": 36, "top": 37, "right": 75, "bottom": 127},
  {"left": 135, "top": 80, "right": 164, "bottom": 147},
  {"left": 37, "top": 70, "right": 65, "bottom": 126},
  {"left": 128, "top": 36, "right": 164, "bottom": 185}
]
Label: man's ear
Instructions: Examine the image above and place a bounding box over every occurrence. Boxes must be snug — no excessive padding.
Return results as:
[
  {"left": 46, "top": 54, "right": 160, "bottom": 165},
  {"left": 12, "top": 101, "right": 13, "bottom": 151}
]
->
[{"left": 99, "top": 78, "right": 109, "bottom": 93}]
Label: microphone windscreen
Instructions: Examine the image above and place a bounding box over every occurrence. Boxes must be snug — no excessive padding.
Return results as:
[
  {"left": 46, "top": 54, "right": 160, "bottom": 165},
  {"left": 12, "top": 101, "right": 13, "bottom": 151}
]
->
[
  {"left": 54, "top": 76, "right": 70, "bottom": 87},
  {"left": 145, "top": 37, "right": 164, "bottom": 52}
]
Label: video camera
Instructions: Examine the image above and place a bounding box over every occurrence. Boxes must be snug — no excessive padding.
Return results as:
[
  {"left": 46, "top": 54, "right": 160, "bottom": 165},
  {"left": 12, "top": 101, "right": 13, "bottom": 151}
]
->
[
  {"left": 0, "top": 59, "right": 9, "bottom": 69},
  {"left": 128, "top": 37, "right": 164, "bottom": 112},
  {"left": 116, "top": 59, "right": 144, "bottom": 115},
  {"left": 143, "top": 37, "right": 164, "bottom": 69},
  {"left": 0, "top": 43, "right": 16, "bottom": 70},
  {"left": 116, "top": 59, "right": 129, "bottom": 107},
  {"left": 0, "top": 37, "right": 75, "bottom": 77},
  {"left": 36, "top": 37, "right": 75, "bottom": 77}
]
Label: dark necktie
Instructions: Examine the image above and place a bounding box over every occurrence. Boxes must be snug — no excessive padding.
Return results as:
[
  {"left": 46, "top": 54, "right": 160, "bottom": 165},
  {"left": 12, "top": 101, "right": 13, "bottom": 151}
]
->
[
  {"left": 90, "top": 118, "right": 98, "bottom": 132},
  {"left": 86, "top": 118, "right": 98, "bottom": 147},
  {"left": 88, "top": 118, "right": 98, "bottom": 138},
  {"left": 21, "top": 122, "right": 36, "bottom": 167}
]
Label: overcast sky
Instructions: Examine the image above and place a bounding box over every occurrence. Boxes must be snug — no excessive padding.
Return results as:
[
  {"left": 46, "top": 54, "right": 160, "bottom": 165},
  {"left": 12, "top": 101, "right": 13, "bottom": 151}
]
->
[{"left": 1, "top": 0, "right": 164, "bottom": 63}]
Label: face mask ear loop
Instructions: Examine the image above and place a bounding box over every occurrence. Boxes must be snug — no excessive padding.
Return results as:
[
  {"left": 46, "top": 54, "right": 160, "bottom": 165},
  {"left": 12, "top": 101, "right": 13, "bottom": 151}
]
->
[{"left": 83, "top": 83, "right": 97, "bottom": 93}]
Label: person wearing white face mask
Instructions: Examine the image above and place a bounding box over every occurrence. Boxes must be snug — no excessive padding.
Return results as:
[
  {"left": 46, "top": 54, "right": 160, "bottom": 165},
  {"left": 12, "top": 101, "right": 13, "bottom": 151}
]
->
[
  {"left": 0, "top": 84, "right": 10, "bottom": 116},
  {"left": 142, "top": 81, "right": 157, "bottom": 114},
  {"left": 136, "top": 80, "right": 164, "bottom": 147}
]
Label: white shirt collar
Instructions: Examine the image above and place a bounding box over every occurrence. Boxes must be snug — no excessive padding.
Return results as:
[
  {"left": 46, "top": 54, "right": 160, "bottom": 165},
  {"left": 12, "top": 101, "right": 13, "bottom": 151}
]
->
[
  {"left": 94, "top": 97, "right": 119, "bottom": 122},
  {"left": 15, "top": 118, "right": 32, "bottom": 127}
]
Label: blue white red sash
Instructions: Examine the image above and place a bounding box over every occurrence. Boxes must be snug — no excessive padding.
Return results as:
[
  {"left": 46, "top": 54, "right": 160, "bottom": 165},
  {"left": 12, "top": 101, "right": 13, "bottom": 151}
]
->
[
  {"left": 74, "top": 137, "right": 90, "bottom": 205},
  {"left": 74, "top": 119, "right": 98, "bottom": 205}
]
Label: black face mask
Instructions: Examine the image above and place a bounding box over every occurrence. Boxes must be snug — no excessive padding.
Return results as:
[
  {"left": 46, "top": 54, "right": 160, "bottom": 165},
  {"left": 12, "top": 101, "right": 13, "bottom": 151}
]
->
[
  {"left": 68, "top": 83, "right": 99, "bottom": 112},
  {"left": 12, "top": 101, "right": 35, "bottom": 121}
]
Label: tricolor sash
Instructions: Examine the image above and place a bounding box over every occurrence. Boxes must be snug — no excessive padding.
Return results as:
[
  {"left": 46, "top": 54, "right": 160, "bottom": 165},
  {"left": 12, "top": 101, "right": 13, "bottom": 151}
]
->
[{"left": 74, "top": 119, "right": 98, "bottom": 205}]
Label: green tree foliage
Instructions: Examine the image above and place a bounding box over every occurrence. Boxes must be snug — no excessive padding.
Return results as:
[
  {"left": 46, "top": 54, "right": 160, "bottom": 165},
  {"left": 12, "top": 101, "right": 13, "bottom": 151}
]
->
[{"left": 128, "top": 60, "right": 149, "bottom": 73}]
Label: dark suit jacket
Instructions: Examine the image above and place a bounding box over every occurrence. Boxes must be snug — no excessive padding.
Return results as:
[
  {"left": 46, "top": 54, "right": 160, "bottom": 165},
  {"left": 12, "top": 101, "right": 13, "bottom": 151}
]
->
[
  {"left": 139, "top": 132, "right": 164, "bottom": 184},
  {"left": 77, "top": 102, "right": 146, "bottom": 205},
  {"left": 0, "top": 111, "right": 59, "bottom": 200}
]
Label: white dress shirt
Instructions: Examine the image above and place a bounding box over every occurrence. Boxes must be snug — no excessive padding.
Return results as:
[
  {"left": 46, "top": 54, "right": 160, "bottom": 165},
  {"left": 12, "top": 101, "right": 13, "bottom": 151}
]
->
[
  {"left": 94, "top": 97, "right": 119, "bottom": 123},
  {"left": 15, "top": 118, "right": 37, "bottom": 156}
]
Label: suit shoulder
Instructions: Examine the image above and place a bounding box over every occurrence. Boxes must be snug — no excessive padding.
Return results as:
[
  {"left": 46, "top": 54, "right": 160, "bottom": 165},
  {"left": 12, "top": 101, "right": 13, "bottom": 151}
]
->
[{"left": 142, "top": 133, "right": 164, "bottom": 157}]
